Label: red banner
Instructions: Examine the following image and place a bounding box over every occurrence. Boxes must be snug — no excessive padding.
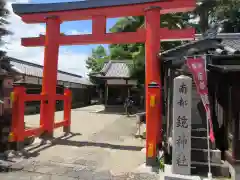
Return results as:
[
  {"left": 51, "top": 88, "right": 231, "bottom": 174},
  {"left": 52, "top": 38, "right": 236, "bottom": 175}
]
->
[{"left": 186, "top": 57, "right": 215, "bottom": 142}]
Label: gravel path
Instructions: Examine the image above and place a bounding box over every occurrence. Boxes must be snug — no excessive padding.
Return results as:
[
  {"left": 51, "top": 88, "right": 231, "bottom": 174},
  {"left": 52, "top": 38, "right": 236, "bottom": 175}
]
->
[{"left": 0, "top": 105, "right": 159, "bottom": 180}]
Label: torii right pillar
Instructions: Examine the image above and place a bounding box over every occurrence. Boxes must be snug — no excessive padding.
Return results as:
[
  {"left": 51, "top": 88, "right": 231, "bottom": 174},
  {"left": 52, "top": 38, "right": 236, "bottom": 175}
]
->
[{"left": 145, "top": 6, "right": 162, "bottom": 166}]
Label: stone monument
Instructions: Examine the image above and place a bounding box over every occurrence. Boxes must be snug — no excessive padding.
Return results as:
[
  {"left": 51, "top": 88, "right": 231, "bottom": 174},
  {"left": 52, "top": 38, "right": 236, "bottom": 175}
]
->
[{"left": 164, "top": 75, "right": 200, "bottom": 180}]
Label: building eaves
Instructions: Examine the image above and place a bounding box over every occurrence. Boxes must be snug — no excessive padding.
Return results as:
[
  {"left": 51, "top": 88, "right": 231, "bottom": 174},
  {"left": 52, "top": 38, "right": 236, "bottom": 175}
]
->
[
  {"left": 208, "top": 64, "right": 240, "bottom": 73},
  {"left": 160, "top": 33, "right": 240, "bottom": 64},
  {"left": 160, "top": 39, "right": 222, "bottom": 61},
  {"left": 8, "top": 57, "right": 93, "bottom": 86},
  {"left": 196, "top": 33, "right": 240, "bottom": 51},
  {"left": 195, "top": 33, "right": 240, "bottom": 40}
]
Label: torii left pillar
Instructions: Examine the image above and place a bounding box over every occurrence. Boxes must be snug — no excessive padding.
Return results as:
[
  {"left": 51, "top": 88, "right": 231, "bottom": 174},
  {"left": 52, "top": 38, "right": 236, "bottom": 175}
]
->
[{"left": 40, "top": 16, "right": 61, "bottom": 138}]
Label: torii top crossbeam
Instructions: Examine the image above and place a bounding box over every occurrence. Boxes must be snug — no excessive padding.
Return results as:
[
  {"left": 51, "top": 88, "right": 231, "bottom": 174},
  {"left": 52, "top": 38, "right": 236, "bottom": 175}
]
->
[
  {"left": 12, "top": 0, "right": 195, "bottom": 23},
  {"left": 12, "top": 0, "right": 196, "bottom": 46}
]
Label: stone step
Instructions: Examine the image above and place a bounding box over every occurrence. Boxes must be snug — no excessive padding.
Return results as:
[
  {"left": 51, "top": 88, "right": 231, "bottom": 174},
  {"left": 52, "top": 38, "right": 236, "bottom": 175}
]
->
[
  {"left": 191, "top": 148, "right": 221, "bottom": 163},
  {"left": 191, "top": 136, "right": 215, "bottom": 149},
  {"left": 191, "top": 161, "right": 230, "bottom": 177},
  {"left": 191, "top": 128, "right": 207, "bottom": 137},
  {"left": 0, "top": 159, "right": 24, "bottom": 172}
]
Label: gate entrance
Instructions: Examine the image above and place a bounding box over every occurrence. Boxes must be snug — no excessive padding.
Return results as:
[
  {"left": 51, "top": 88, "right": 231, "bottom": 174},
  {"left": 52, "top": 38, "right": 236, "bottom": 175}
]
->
[{"left": 12, "top": 0, "right": 196, "bottom": 165}]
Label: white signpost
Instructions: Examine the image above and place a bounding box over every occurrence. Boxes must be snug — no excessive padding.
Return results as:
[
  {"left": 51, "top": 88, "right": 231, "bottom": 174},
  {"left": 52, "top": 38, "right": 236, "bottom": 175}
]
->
[{"left": 172, "top": 75, "right": 192, "bottom": 176}]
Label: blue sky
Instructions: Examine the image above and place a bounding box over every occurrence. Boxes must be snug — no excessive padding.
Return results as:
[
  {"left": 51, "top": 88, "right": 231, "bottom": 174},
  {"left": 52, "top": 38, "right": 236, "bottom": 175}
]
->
[
  {"left": 5, "top": 0, "right": 120, "bottom": 77},
  {"left": 31, "top": 0, "right": 118, "bottom": 55}
]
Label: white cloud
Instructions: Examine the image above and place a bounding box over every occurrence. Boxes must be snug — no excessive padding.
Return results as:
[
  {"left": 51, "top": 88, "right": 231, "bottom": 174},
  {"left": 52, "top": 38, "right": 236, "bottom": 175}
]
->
[
  {"left": 65, "top": 29, "right": 90, "bottom": 35},
  {"left": 67, "top": 30, "right": 81, "bottom": 35},
  {"left": 2, "top": 0, "right": 89, "bottom": 77},
  {"left": 8, "top": 0, "right": 29, "bottom": 3}
]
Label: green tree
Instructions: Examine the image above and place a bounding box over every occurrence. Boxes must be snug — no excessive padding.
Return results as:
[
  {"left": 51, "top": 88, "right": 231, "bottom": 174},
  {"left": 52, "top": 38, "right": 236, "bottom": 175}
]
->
[
  {"left": 87, "top": 0, "right": 240, "bottom": 81},
  {"left": 0, "top": 0, "right": 11, "bottom": 58},
  {"left": 108, "top": 14, "right": 187, "bottom": 84},
  {"left": 188, "top": 0, "right": 240, "bottom": 33},
  {"left": 214, "top": 0, "right": 240, "bottom": 32},
  {"left": 86, "top": 45, "right": 109, "bottom": 73},
  {"left": 189, "top": 0, "right": 217, "bottom": 33},
  {"left": 86, "top": 14, "right": 188, "bottom": 83},
  {"left": 113, "top": 0, "right": 240, "bottom": 84}
]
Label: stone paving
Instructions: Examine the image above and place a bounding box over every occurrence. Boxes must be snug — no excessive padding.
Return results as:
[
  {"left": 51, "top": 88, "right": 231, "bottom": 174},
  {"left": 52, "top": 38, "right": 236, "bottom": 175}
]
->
[{"left": 0, "top": 105, "right": 159, "bottom": 180}]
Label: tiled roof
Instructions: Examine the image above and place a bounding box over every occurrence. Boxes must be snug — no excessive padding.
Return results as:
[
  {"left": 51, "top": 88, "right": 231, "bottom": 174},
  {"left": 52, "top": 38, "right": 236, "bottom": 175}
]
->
[
  {"left": 196, "top": 33, "right": 240, "bottom": 51},
  {"left": 160, "top": 33, "right": 240, "bottom": 61},
  {"left": 98, "top": 60, "right": 133, "bottom": 78},
  {"left": 9, "top": 58, "right": 93, "bottom": 86},
  {"left": 221, "top": 39, "right": 240, "bottom": 51}
]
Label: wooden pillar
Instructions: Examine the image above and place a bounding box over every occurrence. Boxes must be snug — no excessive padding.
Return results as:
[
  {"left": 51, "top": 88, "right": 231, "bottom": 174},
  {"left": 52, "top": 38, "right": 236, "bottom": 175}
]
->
[
  {"left": 145, "top": 6, "right": 161, "bottom": 166},
  {"left": 99, "top": 87, "right": 102, "bottom": 102},
  {"left": 92, "top": 15, "right": 106, "bottom": 36},
  {"left": 40, "top": 16, "right": 61, "bottom": 138},
  {"left": 127, "top": 82, "right": 131, "bottom": 98},
  {"left": 105, "top": 82, "right": 108, "bottom": 106}
]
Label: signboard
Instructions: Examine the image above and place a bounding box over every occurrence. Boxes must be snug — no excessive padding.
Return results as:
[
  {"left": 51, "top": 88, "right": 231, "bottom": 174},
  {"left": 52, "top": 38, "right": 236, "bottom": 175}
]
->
[
  {"left": 107, "top": 79, "right": 126, "bottom": 85},
  {"left": 107, "top": 79, "right": 137, "bottom": 85},
  {"left": 172, "top": 75, "right": 192, "bottom": 175},
  {"left": 186, "top": 57, "right": 215, "bottom": 142},
  {"left": 127, "top": 80, "right": 137, "bottom": 85}
]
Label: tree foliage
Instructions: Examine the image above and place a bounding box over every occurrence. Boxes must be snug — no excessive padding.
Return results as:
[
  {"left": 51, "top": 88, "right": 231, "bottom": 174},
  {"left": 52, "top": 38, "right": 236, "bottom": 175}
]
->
[
  {"left": 86, "top": 1, "right": 240, "bottom": 83},
  {"left": 86, "top": 45, "right": 109, "bottom": 73},
  {"left": 187, "top": 0, "right": 240, "bottom": 32},
  {"left": 0, "top": 0, "right": 11, "bottom": 58},
  {"left": 107, "top": 14, "right": 187, "bottom": 84},
  {"left": 215, "top": 0, "right": 240, "bottom": 32}
]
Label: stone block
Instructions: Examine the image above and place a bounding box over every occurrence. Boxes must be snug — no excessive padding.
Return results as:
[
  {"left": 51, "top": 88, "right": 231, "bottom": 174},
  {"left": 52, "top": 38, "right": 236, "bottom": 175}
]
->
[
  {"left": 225, "top": 160, "right": 240, "bottom": 180},
  {"left": 172, "top": 75, "right": 192, "bottom": 176},
  {"left": 164, "top": 175, "right": 201, "bottom": 180},
  {"left": 163, "top": 165, "right": 201, "bottom": 180},
  {"left": 191, "top": 128, "right": 207, "bottom": 137},
  {"left": 191, "top": 161, "right": 230, "bottom": 177},
  {"left": 191, "top": 148, "right": 221, "bottom": 163},
  {"left": 191, "top": 136, "right": 215, "bottom": 149}
]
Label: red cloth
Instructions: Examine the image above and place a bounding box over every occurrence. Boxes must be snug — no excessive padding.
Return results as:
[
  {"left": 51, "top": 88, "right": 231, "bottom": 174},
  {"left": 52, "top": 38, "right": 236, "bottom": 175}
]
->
[{"left": 186, "top": 57, "right": 215, "bottom": 143}]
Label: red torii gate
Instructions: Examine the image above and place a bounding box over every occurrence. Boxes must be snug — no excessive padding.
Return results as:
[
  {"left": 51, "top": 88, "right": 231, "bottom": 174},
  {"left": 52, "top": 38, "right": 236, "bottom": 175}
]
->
[{"left": 12, "top": 0, "right": 196, "bottom": 165}]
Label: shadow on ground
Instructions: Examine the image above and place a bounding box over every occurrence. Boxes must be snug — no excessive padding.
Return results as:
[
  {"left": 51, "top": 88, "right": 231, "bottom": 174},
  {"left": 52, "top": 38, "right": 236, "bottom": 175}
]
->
[
  {"left": 95, "top": 110, "right": 126, "bottom": 115},
  {"left": 22, "top": 132, "right": 143, "bottom": 159},
  {"left": 95, "top": 109, "right": 142, "bottom": 116}
]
